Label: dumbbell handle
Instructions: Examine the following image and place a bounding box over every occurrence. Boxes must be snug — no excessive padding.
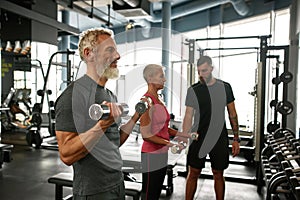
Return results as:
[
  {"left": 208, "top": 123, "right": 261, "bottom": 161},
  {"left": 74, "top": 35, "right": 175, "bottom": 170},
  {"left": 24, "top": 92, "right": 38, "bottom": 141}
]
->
[
  {"left": 268, "top": 133, "right": 293, "bottom": 143},
  {"left": 276, "top": 151, "right": 300, "bottom": 161},
  {"left": 270, "top": 138, "right": 292, "bottom": 145},
  {"left": 286, "top": 155, "right": 300, "bottom": 161},
  {"left": 89, "top": 103, "right": 129, "bottom": 121},
  {"left": 285, "top": 167, "right": 300, "bottom": 174}
]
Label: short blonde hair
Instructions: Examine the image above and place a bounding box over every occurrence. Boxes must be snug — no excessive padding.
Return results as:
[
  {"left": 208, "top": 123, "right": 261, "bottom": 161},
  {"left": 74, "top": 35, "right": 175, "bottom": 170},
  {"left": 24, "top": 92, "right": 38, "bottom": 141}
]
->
[
  {"left": 78, "top": 27, "right": 114, "bottom": 61},
  {"left": 143, "top": 64, "right": 164, "bottom": 82}
]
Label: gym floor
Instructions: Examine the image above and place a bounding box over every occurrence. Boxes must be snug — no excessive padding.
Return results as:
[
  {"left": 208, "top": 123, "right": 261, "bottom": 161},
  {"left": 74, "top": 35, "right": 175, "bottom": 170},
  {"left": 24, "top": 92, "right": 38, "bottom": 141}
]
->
[{"left": 0, "top": 136, "right": 267, "bottom": 200}]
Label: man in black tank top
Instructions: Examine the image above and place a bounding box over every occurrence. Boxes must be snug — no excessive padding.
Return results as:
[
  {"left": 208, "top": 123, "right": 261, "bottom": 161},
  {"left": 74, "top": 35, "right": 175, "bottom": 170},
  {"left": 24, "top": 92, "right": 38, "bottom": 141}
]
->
[{"left": 182, "top": 56, "right": 240, "bottom": 200}]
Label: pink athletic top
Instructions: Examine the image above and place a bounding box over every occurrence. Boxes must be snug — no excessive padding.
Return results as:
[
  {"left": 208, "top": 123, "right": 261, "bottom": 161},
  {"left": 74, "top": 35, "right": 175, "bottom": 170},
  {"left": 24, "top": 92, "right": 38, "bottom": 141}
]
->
[{"left": 141, "top": 93, "right": 170, "bottom": 153}]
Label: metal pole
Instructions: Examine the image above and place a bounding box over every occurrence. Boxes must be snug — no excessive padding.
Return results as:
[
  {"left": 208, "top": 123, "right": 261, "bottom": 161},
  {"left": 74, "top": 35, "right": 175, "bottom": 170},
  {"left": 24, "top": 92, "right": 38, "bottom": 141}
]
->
[
  {"left": 61, "top": 10, "right": 71, "bottom": 91},
  {"left": 282, "top": 46, "right": 289, "bottom": 129},
  {"left": 256, "top": 35, "right": 268, "bottom": 193},
  {"left": 161, "top": 0, "right": 171, "bottom": 110},
  {"left": 195, "top": 35, "right": 272, "bottom": 41}
]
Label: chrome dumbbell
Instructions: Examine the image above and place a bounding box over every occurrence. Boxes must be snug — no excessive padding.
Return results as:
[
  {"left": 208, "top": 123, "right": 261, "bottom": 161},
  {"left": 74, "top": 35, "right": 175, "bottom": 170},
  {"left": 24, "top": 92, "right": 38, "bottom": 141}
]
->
[
  {"left": 191, "top": 132, "right": 199, "bottom": 140},
  {"left": 171, "top": 142, "right": 187, "bottom": 154},
  {"left": 135, "top": 96, "right": 153, "bottom": 115},
  {"left": 135, "top": 101, "right": 148, "bottom": 115},
  {"left": 89, "top": 103, "right": 129, "bottom": 121}
]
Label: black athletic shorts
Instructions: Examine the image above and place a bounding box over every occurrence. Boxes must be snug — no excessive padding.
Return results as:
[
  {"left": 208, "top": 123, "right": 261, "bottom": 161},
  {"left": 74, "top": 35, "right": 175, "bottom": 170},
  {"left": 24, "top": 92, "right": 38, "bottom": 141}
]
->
[{"left": 187, "top": 130, "right": 229, "bottom": 170}]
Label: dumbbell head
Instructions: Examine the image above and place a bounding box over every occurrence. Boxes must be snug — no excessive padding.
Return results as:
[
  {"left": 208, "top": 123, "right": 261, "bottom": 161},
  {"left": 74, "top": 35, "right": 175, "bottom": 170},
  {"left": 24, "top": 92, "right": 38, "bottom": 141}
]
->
[
  {"left": 171, "top": 145, "right": 181, "bottom": 154},
  {"left": 273, "top": 128, "right": 291, "bottom": 139},
  {"left": 135, "top": 101, "right": 148, "bottom": 115},
  {"left": 135, "top": 96, "right": 153, "bottom": 115},
  {"left": 296, "top": 146, "right": 300, "bottom": 154},
  {"left": 89, "top": 104, "right": 110, "bottom": 120},
  {"left": 289, "top": 176, "right": 299, "bottom": 187},
  {"left": 37, "top": 90, "right": 44, "bottom": 96},
  {"left": 191, "top": 132, "right": 199, "bottom": 140},
  {"left": 280, "top": 71, "right": 293, "bottom": 84},
  {"left": 270, "top": 100, "right": 278, "bottom": 108},
  {"left": 284, "top": 167, "right": 295, "bottom": 178},
  {"left": 171, "top": 142, "right": 187, "bottom": 154},
  {"left": 281, "top": 160, "right": 290, "bottom": 169},
  {"left": 276, "top": 101, "right": 293, "bottom": 115},
  {"left": 267, "top": 121, "right": 280, "bottom": 133}
]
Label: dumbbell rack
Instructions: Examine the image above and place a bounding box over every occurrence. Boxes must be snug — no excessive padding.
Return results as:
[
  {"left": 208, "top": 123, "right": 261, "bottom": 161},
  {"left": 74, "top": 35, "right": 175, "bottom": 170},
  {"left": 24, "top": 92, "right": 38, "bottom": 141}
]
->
[
  {"left": 267, "top": 55, "right": 281, "bottom": 133},
  {"left": 267, "top": 51, "right": 294, "bottom": 134},
  {"left": 261, "top": 128, "right": 300, "bottom": 200},
  {"left": 256, "top": 42, "right": 294, "bottom": 193}
]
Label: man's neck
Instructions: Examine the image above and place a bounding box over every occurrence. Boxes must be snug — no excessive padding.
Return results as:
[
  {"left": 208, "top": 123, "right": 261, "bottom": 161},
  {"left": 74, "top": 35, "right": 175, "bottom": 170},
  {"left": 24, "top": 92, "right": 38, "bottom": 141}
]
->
[
  {"left": 86, "top": 67, "right": 108, "bottom": 87},
  {"left": 98, "top": 76, "right": 108, "bottom": 86},
  {"left": 206, "top": 77, "right": 216, "bottom": 86}
]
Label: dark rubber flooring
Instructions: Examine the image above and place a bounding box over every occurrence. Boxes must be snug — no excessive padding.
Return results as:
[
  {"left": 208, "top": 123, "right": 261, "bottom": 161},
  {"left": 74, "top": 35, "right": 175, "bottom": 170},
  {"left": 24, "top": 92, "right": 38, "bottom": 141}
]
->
[{"left": 0, "top": 134, "right": 267, "bottom": 200}]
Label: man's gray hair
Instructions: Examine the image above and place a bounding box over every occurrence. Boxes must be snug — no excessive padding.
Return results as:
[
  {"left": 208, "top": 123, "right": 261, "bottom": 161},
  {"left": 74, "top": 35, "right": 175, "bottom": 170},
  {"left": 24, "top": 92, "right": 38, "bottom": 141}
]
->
[{"left": 78, "top": 27, "right": 114, "bottom": 61}]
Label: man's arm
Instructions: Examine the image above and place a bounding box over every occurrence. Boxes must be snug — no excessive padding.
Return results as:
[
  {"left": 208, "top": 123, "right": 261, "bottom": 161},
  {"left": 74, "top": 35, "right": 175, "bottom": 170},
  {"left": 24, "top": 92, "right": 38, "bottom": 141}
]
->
[
  {"left": 56, "top": 118, "right": 115, "bottom": 166},
  {"left": 56, "top": 103, "right": 121, "bottom": 166},
  {"left": 119, "top": 112, "right": 141, "bottom": 146},
  {"left": 182, "top": 106, "right": 194, "bottom": 134},
  {"left": 227, "top": 101, "right": 240, "bottom": 157},
  {"left": 227, "top": 101, "right": 239, "bottom": 138}
]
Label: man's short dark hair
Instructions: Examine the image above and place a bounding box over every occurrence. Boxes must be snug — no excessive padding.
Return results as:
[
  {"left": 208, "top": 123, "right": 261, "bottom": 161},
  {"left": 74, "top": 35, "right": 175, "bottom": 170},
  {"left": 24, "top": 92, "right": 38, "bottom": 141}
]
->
[{"left": 197, "top": 55, "right": 212, "bottom": 67}]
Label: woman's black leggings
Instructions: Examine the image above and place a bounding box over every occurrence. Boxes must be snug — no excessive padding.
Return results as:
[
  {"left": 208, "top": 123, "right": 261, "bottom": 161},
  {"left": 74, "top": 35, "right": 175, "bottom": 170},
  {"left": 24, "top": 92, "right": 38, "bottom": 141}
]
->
[{"left": 141, "top": 152, "right": 168, "bottom": 200}]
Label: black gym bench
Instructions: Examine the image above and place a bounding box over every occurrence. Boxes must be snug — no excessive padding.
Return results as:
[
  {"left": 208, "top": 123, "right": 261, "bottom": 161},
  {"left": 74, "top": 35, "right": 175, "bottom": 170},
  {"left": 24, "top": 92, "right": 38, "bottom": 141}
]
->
[{"left": 48, "top": 172, "right": 142, "bottom": 200}]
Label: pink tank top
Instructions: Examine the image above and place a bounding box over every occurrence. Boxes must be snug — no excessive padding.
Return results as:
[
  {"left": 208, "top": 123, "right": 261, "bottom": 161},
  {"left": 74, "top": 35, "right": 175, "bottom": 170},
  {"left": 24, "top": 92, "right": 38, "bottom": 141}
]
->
[{"left": 141, "top": 93, "right": 170, "bottom": 153}]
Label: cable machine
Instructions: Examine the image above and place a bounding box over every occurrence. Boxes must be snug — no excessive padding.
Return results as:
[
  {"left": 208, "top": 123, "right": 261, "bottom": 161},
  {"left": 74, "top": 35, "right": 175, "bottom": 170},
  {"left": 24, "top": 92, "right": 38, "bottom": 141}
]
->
[{"left": 27, "top": 50, "right": 75, "bottom": 148}]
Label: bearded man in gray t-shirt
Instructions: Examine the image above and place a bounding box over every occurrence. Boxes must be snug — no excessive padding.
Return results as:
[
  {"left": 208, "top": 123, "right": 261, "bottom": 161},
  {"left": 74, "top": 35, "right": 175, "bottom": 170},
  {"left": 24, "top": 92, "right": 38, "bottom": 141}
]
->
[{"left": 55, "top": 28, "right": 140, "bottom": 199}]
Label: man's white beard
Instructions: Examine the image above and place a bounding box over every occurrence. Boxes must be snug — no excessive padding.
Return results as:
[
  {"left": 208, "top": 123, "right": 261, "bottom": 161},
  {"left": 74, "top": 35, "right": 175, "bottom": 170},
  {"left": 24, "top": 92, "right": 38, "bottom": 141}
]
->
[{"left": 102, "top": 67, "right": 119, "bottom": 79}]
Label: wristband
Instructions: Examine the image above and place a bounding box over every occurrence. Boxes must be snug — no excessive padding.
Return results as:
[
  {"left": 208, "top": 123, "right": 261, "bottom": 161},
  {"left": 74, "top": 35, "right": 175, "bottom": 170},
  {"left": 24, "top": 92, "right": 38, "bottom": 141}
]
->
[
  {"left": 232, "top": 130, "right": 239, "bottom": 136},
  {"left": 233, "top": 137, "right": 241, "bottom": 143}
]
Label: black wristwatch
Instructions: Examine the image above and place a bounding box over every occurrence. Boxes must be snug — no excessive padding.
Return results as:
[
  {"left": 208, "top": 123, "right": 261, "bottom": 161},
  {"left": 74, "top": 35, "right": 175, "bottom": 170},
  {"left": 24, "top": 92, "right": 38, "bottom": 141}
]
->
[{"left": 233, "top": 137, "right": 241, "bottom": 143}]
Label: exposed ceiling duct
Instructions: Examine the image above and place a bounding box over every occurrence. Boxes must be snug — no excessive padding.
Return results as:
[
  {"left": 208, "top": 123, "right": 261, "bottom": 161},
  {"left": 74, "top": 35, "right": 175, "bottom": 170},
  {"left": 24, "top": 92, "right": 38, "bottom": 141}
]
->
[
  {"left": 113, "top": 0, "right": 151, "bottom": 18},
  {"left": 230, "top": 0, "right": 251, "bottom": 16},
  {"left": 56, "top": 0, "right": 114, "bottom": 26},
  {"left": 113, "top": 0, "right": 126, "bottom": 6},
  {"left": 149, "top": 0, "right": 251, "bottom": 22},
  {"left": 134, "top": 18, "right": 151, "bottom": 37},
  {"left": 121, "top": 0, "right": 140, "bottom": 7},
  {"left": 54, "top": 0, "right": 251, "bottom": 36},
  {"left": 128, "top": 0, "right": 250, "bottom": 38}
]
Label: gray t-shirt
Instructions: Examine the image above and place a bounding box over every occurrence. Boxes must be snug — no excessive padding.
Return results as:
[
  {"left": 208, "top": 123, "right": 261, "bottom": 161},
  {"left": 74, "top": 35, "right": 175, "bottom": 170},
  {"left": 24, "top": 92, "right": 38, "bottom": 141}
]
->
[{"left": 55, "top": 75, "right": 123, "bottom": 195}]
